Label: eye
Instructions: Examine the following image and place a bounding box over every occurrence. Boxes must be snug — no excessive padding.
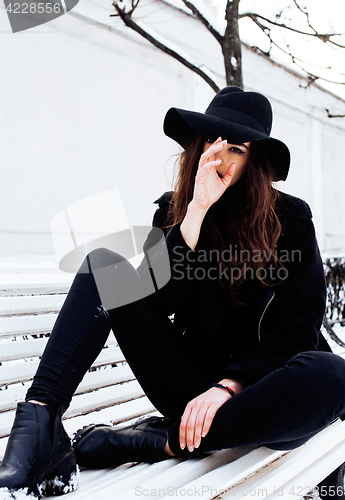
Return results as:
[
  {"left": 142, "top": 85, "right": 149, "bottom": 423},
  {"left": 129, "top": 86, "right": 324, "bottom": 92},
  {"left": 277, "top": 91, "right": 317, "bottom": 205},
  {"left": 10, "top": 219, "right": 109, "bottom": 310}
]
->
[{"left": 229, "top": 146, "right": 245, "bottom": 154}]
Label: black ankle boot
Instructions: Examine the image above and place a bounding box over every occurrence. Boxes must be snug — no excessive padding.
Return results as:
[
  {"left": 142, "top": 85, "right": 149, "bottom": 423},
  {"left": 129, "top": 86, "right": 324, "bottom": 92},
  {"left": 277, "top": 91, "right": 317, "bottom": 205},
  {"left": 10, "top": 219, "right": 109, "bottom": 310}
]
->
[
  {"left": 73, "top": 416, "right": 177, "bottom": 469},
  {"left": 0, "top": 402, "right": 78, "bottom": 498}
]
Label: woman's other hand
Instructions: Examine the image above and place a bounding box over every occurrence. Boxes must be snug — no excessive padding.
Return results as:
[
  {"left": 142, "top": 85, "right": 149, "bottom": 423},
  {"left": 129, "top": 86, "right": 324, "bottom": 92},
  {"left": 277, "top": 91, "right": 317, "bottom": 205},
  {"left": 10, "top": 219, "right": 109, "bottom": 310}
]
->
[{"left": 179, "top": 378, "right": 245, "bottom": 452}]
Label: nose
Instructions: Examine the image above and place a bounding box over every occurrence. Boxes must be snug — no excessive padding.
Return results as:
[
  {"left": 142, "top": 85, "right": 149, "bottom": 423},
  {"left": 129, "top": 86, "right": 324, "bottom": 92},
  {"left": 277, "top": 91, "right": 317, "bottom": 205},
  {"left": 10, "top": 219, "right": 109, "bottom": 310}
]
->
[{"left": 213, "top": 149, "right": 222, "bottom": 161}]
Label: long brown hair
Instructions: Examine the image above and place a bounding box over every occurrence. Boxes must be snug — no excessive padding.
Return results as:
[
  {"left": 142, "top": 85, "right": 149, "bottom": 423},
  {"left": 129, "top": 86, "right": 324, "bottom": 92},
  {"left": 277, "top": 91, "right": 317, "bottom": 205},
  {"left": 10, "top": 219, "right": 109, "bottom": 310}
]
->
[{"left": 166, "top": 133, "right": 282, "bottom": 306}]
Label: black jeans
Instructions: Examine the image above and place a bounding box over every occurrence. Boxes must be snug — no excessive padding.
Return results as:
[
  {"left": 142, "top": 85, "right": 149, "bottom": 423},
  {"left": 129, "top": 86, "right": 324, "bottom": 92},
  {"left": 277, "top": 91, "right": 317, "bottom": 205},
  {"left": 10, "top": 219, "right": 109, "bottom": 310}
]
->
[{"left": 26, "top": 249, "right": 345, "bottom": 457}]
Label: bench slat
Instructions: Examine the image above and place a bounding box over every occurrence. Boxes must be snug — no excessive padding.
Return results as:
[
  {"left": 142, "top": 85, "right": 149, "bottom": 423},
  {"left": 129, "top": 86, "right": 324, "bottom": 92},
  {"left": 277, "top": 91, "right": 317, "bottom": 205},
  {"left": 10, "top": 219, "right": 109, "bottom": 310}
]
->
[
  {"left": 64, "top": 380, "right": 145, "bottom": 419},
  {"left": 0, "top": 337, "right": 53, "bottom": 362},
  {"left": 0, "top": 363, "right": 136, "bottom": 413},
  {"left": 0, "top": 295, "right": 66, "bottom": 316},
  {"left": 0, "top": 345, "right": 126, "bottom": 387},
  {"left": 152, "top": 448, "right": 285, "bottom": 500},
  {"left": 63, "top": 398, "right": 157, "bottom": 434},
  {"left": 68, "top": 447, "right": 257, "bottom": 500},
  {"left": 265, "top": 439, "right": 345, "bottom": 500},
  {"left": 211, "top": 419, "right": 345, "bottom": 499},
  {"left": 0, "top": 314, "right": 58, "bottom": 339},
  {"left": 0, "top": 274, "right": 73, "bottom": 297},
  {"left": 67, "top": 461, "right": 176, "bottom": 500},
  {"left": 0, "top": 333, "right": 115, "bottom": 363}
]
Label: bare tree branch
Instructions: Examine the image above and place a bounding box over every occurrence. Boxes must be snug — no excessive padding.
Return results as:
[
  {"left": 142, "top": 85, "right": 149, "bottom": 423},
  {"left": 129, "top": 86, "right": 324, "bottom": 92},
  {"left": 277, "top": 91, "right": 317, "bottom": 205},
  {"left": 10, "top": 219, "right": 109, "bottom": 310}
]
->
[
  {"left": 246, "top": 14, "right": 345, "bottom": 86},
  {"left": 112, "top": 0, "right": 140, "bottom": 17},
  {"left": 326, "top": 109, "right": 345, "bottom": 118},
  {"left": 292, "top": 0, "right": 324, "bottom": 38},
  {"left": 111, "top": 0, "right": 345, "bottom": 99},
  {"left": 283, "top": 40, "right": 345, "bottom": 85},
  {"left": 180, "top": 0, "right": 223, "bottom": 44},
  {"left": 295, "top": 66, "right": 345, "bottom": 86},
  {"left": 239, "top": 12, "right": 345, "bottom": 48},
  {"left": 111, "top": 2, "right": 220, "bottom": 92}
]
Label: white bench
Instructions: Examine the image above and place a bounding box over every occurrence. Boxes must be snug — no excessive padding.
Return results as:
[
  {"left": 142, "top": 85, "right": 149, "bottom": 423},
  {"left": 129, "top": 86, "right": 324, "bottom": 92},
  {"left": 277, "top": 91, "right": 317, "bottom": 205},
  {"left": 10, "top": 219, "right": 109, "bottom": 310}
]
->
[{"left": 1, "top": 260, "right": 345, "bottom": 500}]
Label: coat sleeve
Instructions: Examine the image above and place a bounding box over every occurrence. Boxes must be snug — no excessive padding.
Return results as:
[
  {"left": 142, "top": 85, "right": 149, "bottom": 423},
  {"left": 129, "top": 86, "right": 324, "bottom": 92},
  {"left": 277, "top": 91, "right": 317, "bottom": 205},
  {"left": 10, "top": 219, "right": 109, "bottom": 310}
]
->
[
  {"left": 218, "top": 215, "right": 327, "bottom": 384},
  {"left": 136, "top": 192, "right": 211, "bottom": 316}
]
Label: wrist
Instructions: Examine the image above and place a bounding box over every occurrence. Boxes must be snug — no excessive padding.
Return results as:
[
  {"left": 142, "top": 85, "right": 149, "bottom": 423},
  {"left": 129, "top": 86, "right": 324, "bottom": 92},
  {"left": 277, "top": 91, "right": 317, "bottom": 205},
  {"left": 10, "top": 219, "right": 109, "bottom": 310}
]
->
[
  {"left": 218, "top": 379, "right": 246, "bottom": 394},
  {"left": 187, "top": 200, "right": 209, "bottom": 218},
  {"left": 211, "top": 383, "right": 236, "bottom": 397},
  {"left": 180, "top": 202, "right": 208, "bottom": 251}
]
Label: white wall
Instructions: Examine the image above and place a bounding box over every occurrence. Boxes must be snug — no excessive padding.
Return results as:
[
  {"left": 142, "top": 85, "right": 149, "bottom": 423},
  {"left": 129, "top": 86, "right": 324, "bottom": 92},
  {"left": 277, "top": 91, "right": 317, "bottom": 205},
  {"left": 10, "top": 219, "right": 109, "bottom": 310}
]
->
[
  {"left": 1, "top": 0, "right": 345, "bottom": 257},
  {"left": 240, "top": 47, "right": 345, "bottom": 252}
]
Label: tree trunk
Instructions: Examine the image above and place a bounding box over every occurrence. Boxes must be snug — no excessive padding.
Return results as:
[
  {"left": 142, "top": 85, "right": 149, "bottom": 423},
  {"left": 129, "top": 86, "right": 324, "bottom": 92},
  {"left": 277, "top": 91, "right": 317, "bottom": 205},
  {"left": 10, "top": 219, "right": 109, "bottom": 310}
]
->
[{"left": 222, "top": 0, "right": 243, "bottom": 88}]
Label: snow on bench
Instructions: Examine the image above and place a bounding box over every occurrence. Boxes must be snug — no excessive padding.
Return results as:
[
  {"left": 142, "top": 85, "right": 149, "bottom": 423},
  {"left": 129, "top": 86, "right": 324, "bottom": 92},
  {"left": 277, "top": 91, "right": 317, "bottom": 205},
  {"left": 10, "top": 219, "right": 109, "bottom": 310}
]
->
[{"left": 1, "top": 260, "right": 345, "bottom": 500}]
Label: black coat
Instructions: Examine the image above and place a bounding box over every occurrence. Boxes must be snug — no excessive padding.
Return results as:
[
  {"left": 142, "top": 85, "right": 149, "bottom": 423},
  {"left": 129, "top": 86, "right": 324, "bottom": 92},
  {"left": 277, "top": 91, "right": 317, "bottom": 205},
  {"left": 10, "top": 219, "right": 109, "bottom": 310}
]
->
[{"left": 137, "top": 186, "right": 331, "bottom": 385}]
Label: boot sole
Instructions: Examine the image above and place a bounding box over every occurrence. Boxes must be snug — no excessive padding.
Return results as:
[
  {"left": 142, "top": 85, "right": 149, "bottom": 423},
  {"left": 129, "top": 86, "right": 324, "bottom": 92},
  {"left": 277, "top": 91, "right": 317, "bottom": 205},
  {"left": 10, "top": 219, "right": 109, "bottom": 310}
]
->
[
  {"left": 40, "top": 448, "right": 79, "bottom": 497},
  {"left": 0, "top": 449, "right": 79, "bottom": 499}
]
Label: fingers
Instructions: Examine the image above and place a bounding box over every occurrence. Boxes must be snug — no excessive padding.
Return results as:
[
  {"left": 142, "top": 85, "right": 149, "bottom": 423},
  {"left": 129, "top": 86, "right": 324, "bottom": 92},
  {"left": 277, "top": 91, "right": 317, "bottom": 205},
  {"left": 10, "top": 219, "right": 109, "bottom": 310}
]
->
[
  {"left": 179, "top": 388, "right": 233, "bottom": 453},
  {"left": 185, "top": 406, "right": 202, "bottom": 451},
  {"left": 180, "top": 399, "right": 206, "bottom": 451},
  {"left": 200, "top": 139, "right": 227, "bottom": 166},
  {"left": 201, "top": 405, "right": 219, "bottom": 439},
  {"left": 179, "top": 399, "right": 218, "bottom": 452},
  {"left": 195, "top": 137, "right": 227, "bottom": 188},
  {"left": 179, "top": 401, "right": 202, "bottom": 452},
  {"left": 207, "top": 136, "right": 222, "bottom": 148},
  {"left": 179, "top": 403, "right": 192, "bottom": 450},
  {"left": 192, "top": 405, "right": 214, "bottom": 449},
  {"left": 196, "top": 159, "right": 222, "bottom": 178},
  {"left": 221, "top": 162, "right": 236, "bottom": 185},
  {"left": 190, "top": 404, "right": 221, "bottom": 450},
  {"left": 192, "top": 409, "right": 206, "bottom": 449}
]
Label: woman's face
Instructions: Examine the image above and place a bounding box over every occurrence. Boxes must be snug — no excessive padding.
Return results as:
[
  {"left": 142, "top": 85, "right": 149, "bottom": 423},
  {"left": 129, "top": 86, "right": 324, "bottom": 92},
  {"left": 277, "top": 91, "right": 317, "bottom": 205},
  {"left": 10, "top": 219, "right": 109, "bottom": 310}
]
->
[{"left": 203, "top": 139, "right": 250, "bottom": 184}]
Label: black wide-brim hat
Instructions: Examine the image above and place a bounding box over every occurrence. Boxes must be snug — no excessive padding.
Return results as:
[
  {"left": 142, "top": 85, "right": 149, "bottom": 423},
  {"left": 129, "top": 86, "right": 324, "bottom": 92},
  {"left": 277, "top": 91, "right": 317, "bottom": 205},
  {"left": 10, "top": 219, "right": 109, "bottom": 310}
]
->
[{"left": 163, "top": 86, "right": 290, "bottom": 181}]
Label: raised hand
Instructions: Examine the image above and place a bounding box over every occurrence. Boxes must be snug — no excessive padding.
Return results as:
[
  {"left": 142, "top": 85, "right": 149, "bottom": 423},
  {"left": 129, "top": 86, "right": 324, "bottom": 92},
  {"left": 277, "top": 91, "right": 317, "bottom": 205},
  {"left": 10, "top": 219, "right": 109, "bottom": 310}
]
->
[
  {"left": 191, "top": 137, "right": 236, "bottom": 212},
  {"left": 180, "top": 136, "right": 248, "bottom": 251}
]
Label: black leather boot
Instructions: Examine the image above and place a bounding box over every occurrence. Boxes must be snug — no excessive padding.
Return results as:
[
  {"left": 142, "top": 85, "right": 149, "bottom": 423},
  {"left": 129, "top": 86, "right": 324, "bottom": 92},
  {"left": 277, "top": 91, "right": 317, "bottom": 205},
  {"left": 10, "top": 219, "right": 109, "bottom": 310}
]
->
[
  {"left": 73, "top": 416, "right": 177, "bottom": 469},
  {"left": 0, "top": 402, "right": 78, "bottom": 498}
]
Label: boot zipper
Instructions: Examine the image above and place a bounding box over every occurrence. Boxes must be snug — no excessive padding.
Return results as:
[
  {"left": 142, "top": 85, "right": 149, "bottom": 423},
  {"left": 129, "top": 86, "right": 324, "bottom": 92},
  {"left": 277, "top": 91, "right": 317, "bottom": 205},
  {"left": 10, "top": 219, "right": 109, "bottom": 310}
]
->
[{"left": 258, "top": 291, "right": 275, "bottom": 341}]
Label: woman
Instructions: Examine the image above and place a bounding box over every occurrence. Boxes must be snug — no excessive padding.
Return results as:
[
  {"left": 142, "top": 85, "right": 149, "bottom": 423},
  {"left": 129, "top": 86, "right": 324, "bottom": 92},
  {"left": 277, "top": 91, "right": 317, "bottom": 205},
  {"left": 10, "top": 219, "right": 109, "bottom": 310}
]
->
[{"left": 1, "top": 86, "right": 345, "bottom": 498}]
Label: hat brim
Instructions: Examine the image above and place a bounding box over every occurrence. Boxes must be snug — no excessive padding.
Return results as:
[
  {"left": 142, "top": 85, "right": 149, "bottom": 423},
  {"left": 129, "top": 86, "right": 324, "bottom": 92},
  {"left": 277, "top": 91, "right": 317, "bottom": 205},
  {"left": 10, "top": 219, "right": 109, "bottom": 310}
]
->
[{"left": 164, "top": 107, "right": 290, "bottom": 182}]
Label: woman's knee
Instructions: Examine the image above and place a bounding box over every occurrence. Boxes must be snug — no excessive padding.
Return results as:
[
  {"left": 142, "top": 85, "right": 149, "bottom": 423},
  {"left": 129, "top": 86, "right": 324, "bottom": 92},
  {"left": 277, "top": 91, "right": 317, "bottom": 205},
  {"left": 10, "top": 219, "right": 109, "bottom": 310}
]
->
[
  {"left": 78, "top": 248, "right": 138, "bottom": 278},
  {"left": 288, "top": 351, "right": 345, "bottom": 412},
  {"left": 77, "top": 248, "right": 144, "bottom": 310},
  {"left": 290, "top": 351, "right": 345, "bottom": 377},
  {"left": 81, "top": 248, "right": 128, "bottom": 272}
]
